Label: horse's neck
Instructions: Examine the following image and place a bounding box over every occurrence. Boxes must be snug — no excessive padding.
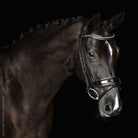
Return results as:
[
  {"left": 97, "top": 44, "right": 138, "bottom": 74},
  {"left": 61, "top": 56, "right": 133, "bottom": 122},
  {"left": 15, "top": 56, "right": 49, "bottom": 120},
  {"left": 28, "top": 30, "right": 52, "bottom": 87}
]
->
[
  {"left": 45, "top": 22, "right": 82, "bottom": 72},
  {"left": 42, "top": 22, "right": 83, "bottom": 95},
  {"left": 0, "top": 22, "right": 84, "bottom": 137},
  {"left": 3, "top": 21, "right": 83, "bottom": 101}
]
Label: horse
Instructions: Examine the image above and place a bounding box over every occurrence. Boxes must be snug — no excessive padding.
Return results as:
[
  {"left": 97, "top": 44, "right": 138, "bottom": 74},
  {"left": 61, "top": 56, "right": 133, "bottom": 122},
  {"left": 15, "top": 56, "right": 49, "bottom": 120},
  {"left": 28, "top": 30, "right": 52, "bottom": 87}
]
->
[{"left": 0, "top": 11, "right": 125, "bottom": 138}]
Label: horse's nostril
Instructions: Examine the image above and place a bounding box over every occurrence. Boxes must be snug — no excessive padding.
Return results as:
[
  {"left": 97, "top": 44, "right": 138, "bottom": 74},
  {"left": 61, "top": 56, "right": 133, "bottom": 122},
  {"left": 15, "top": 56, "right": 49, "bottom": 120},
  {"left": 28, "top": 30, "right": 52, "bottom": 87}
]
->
[{"left": 104, "top": 104, "right": 112, "bottom": 113}]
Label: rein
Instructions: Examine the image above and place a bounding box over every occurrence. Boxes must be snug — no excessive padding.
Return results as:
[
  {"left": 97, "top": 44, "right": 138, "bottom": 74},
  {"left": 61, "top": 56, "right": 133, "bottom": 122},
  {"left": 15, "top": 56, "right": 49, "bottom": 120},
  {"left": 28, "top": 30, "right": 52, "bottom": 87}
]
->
[{"left": 78, "top": 27, "right": 121, "bottom": 100}]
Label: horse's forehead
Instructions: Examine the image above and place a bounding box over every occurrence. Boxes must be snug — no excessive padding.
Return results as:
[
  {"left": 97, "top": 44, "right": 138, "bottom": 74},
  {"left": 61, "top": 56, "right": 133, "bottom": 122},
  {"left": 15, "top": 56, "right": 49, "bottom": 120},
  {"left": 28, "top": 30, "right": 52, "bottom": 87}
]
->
[
  {"left": 90, "top": 39, "right": 115, "bottom": 60},
  {"left": 93, "top": 24, "right": 109, "bottom": 35}
]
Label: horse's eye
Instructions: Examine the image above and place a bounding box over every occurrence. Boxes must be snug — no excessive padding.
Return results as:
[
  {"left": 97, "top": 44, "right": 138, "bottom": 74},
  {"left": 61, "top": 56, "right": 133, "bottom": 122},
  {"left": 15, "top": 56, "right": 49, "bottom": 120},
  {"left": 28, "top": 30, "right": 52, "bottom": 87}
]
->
[
  {"left": 88, "top": 52, "right": 95, "bottom": 61},
  {"left": 88, "top": 52, "right": 94, "bottom": 57}
]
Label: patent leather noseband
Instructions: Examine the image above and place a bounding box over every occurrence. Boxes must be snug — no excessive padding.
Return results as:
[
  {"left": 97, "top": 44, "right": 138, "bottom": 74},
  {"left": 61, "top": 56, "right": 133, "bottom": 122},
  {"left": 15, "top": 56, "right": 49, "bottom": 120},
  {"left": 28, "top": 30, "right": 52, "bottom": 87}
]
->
[
  {"left": 78, "top": 27, "right": 121, "bottom": 101},
  {"left": 87, "top": 78, "right": 121, "bottom": 100}
]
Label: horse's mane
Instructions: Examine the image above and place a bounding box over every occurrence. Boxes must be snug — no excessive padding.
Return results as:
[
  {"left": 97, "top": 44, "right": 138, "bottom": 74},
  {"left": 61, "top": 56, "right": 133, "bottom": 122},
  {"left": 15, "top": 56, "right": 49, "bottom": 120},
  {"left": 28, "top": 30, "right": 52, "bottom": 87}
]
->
[{"left": 0, "top": 16, "right": 83, "bottom": 50}]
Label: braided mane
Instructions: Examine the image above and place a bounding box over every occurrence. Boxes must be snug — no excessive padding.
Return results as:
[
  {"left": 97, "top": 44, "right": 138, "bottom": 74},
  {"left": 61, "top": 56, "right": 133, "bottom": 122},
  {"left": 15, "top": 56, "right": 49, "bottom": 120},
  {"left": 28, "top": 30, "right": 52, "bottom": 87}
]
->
[
  {"left": 14, "top": 16, "right": 83, "bottom": 44},
  {"left": 0, "top": 16, "right": 83, "bottom": 50}
]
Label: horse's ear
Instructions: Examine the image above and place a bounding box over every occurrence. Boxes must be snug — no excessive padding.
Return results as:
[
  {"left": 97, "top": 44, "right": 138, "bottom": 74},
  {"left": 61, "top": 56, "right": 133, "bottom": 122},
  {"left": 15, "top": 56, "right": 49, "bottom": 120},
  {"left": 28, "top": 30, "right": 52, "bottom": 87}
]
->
[
  {"left": 104, "top": 11, "right": 125, "bottom": 32},
  {"left": 85, "top": 13, "right": 101, "bottom": 33}
]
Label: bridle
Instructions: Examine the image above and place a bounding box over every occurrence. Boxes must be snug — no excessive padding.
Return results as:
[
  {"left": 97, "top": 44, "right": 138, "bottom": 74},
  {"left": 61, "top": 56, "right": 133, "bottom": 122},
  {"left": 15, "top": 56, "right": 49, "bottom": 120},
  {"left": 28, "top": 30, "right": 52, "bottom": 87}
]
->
[{"left": 78, "top": 28, "right": 121, "bottom": 101}]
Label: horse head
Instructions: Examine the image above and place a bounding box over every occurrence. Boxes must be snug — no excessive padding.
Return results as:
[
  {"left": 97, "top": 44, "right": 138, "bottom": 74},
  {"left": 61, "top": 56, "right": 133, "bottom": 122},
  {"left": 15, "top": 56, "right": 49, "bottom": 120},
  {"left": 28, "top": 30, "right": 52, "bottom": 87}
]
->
[{"left": 77, "top": 11, "right": 125, "bottom": 117}]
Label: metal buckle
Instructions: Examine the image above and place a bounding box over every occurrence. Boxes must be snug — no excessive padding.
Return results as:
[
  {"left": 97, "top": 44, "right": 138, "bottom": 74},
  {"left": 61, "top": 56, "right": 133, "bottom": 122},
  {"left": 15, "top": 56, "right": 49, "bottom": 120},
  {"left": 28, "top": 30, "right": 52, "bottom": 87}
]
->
[{"left": 87, "top": 88, "right": 99, "bottom": 100}]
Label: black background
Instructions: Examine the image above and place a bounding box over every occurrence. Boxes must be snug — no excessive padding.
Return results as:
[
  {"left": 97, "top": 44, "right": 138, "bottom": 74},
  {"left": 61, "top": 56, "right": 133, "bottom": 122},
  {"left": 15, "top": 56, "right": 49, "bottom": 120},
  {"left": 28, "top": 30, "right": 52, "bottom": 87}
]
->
[{"left": 0, "top": 3, "right": 137, "bottom": 138}]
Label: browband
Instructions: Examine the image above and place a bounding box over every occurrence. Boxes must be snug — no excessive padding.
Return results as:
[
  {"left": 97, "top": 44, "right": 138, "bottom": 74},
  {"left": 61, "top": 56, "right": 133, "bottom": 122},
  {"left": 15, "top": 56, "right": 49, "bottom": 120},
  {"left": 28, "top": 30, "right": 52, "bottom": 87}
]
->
[{"left": 82, "top": 33, "right": 115, "bottom": 40}]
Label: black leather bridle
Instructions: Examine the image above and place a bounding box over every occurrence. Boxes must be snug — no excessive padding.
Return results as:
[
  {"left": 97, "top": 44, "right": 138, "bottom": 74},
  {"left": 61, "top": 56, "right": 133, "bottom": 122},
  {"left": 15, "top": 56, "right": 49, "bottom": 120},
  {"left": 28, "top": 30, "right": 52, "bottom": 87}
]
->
[{"left": 78, "top": 28, "right": 121, "bottom": 100}]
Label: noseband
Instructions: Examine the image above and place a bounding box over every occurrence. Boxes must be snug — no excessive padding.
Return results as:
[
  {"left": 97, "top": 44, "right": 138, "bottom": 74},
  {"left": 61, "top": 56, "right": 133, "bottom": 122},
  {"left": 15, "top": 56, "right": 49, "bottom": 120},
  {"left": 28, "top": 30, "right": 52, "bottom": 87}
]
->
[{"left": 78, "top": 28, "right": 121, "bottom": 100}]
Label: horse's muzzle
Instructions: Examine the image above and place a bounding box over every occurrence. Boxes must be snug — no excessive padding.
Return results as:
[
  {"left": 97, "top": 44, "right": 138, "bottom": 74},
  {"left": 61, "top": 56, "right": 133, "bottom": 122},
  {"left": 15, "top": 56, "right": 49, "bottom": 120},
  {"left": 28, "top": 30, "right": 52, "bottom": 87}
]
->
[{"left": 99, "top": 92, "right": 122, "bottom": 118}]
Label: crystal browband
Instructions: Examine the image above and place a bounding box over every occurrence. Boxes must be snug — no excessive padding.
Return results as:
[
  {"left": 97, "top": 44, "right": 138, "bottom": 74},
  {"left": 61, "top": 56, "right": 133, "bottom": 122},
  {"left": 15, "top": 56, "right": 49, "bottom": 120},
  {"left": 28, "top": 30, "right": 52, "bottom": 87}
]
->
[{"left": 82, "top": 34, "right": 115, "bottom": 40}]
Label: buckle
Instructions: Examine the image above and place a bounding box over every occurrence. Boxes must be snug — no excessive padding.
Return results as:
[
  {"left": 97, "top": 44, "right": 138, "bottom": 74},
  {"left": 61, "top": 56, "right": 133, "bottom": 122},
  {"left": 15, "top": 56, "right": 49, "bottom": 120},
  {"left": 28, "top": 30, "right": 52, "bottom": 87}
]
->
[{"left": 87, "top": 88, "right": 99, "bottom": 100}]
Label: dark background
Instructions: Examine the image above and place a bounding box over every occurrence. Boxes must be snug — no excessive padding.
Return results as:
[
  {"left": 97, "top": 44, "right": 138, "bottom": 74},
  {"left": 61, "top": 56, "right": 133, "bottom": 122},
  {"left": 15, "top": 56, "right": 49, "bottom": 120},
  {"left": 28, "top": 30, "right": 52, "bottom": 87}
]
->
[{"left": 0, "top": 3, "right": 137, "bottom": 138}]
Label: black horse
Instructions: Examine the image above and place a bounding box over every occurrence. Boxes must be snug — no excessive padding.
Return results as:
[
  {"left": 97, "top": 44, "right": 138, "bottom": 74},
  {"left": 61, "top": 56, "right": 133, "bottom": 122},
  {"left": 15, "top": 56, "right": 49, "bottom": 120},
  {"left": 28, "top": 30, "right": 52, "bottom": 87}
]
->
[{"left": 0, "top": 11, "right": 125, "bottom": 138}]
